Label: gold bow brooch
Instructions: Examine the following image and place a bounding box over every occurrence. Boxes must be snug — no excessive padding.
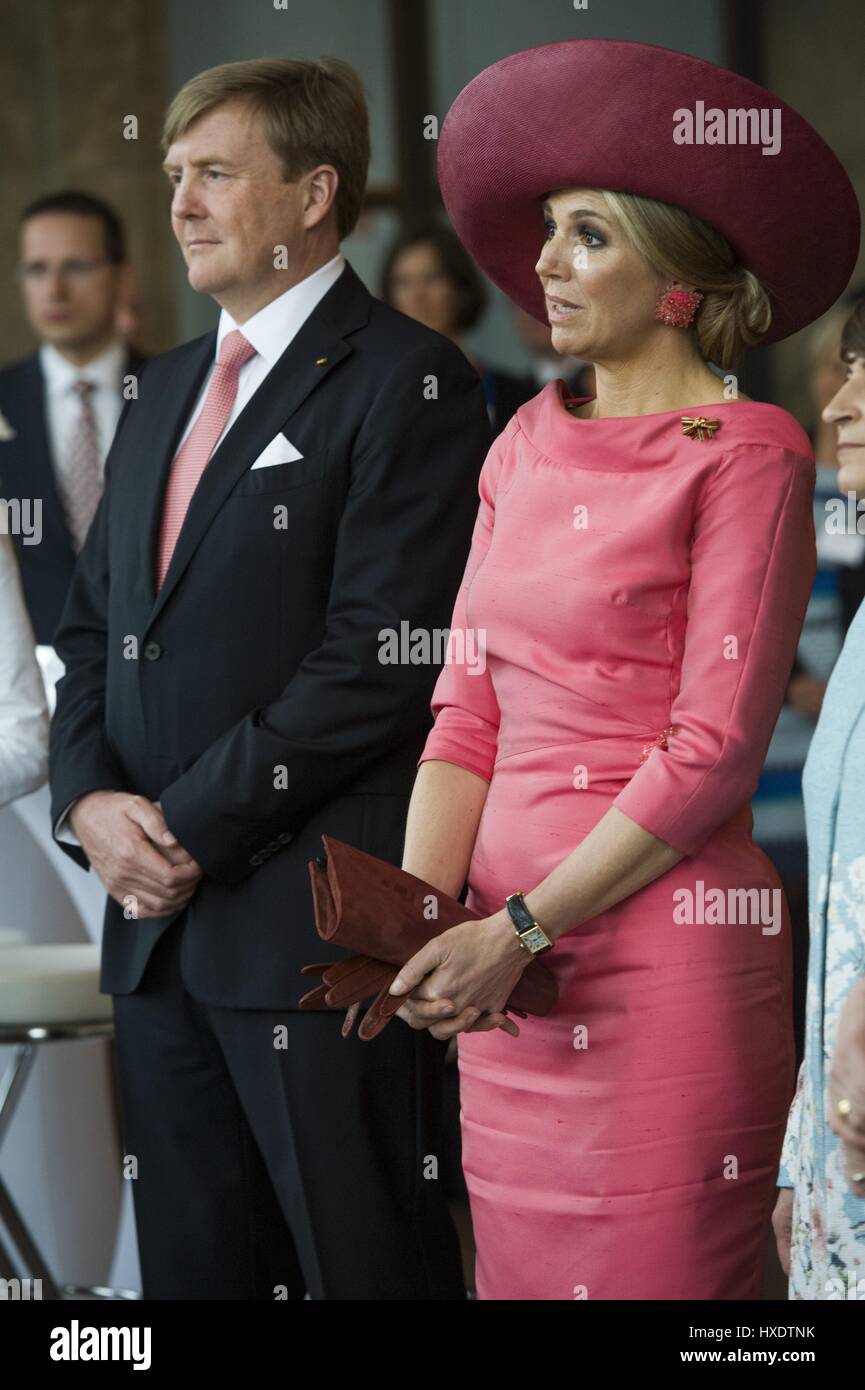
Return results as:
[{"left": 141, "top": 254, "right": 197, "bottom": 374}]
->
[{"left": 681, "top": 416, "right": 722, "bottom": 441}]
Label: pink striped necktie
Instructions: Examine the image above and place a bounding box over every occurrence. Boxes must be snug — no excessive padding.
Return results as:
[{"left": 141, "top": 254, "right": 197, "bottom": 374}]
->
[
  {"left": 155, "top": 328, "right": 257, "bottom": 591},
  {"left": 63, "top": 379, "right": 103, "bottom": 555}
]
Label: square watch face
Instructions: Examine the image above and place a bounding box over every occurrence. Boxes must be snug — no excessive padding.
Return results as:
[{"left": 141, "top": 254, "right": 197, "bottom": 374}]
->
[{"left": 520, "top": 925, "right": 549, "bottom": 953}]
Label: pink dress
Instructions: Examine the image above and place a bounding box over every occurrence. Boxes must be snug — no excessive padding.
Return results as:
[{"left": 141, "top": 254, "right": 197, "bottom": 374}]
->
[{"left": 418, "top": 381, "right": 816, "bottom": 1301}]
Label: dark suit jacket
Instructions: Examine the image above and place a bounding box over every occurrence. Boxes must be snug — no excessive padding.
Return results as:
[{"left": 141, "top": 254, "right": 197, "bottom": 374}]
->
[
  {"left": 477, "top": 361, "right": 592, "bottom": 437},
  {"left": 48, "top": 261, "right": 492, "bottom": 1005},
  {"left": 0, "top": 347, "right": 147, "bottom": 644}
]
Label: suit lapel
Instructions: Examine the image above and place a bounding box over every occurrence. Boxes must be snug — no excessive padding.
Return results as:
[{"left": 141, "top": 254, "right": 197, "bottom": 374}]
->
[
  {"left": 130, "top": 332, "right": 216, "bottom": 617},
  {"left": 142, "top": 262, "right": 370, "bottom": 629}
]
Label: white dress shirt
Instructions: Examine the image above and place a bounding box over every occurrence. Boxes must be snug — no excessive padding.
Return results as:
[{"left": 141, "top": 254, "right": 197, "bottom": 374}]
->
[
  {"left": 54, "top": 253, "right": 346, "bottom": 848},
  {"left": 0, "top": 531, "right": 49, "bottom": 808},
  {"left": 175, "top": 252, "right": 346, "bottom": 456},
  {"left": 40, "top": 339, "right": 129, "bottom": 485}
]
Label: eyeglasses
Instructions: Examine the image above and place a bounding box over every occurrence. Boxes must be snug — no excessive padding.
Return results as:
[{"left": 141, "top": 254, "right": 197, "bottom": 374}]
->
[{"left": 17, "top": 259, "right": 111, "bottom": 283}]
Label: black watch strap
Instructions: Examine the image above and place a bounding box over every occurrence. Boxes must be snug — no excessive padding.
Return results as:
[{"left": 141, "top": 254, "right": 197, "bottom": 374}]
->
[{"left": 505, "top": 892, "right": 553, "bottom": 954}]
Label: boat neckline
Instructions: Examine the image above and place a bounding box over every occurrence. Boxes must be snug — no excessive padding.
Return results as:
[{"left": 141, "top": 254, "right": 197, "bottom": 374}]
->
[{"left": 552, "top": 380, "right": 777, "bottom": 424}]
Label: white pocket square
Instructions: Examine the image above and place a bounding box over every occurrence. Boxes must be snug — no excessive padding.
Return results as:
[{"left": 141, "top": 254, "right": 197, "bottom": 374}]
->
[{"left": 250, "top": 432, "right": 304, "bottom": 469}]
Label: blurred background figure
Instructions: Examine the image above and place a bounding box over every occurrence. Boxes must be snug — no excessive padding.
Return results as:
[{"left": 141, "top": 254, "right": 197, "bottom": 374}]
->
[
  {"left": 0, "top": 191, "right": 147, "bottom": 700},
  {"left": 113, "top": 261, "right": 146, "bottom": 355},
  {"left": 381, "top": 221, "right": 539, "bottom": 434},
  {"left": 819, "top": 290, "right": 865, "bottom": 630},
  {"left": 775, "top": 296, "right": 865, "bottom": 1298},
  {"left": 753, "top": 296, "right": 865, "bottom": 1062}
]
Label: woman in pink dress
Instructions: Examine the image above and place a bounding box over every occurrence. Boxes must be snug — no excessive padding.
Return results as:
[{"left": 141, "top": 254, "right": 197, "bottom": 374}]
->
[{"left": 389, "top": 41, "right": 860, "bottom": 1300}]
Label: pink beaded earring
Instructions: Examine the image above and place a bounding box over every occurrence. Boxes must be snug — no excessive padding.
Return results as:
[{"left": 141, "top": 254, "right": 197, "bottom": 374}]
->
[{"left": 654, "top": 285, "right": 704, "bottom": 327}]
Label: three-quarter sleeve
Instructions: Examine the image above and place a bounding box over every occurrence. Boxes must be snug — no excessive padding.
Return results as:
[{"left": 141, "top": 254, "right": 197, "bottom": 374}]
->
[
  {"left": 613, "top": 443, "right": 816, "bottom": 857},
  {"left": 417, "top": 422, "right": 515, "bottom": 782}
]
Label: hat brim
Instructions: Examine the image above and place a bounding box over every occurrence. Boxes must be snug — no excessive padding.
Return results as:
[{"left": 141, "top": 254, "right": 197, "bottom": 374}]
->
[{"left": 437, "top": 39, "right": 860, "bottom": 346}]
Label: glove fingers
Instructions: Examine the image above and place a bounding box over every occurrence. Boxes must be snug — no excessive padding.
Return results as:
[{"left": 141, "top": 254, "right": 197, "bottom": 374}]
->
[
  {"left": 299, "top": 957, "right": 389, "bottom": 1009},
  {"left": 357, "top": 1007, "right": 389, "bottom": 1041},
  {"left": 302, "top": 953, "right": 381, "bottom": 982},
  {"left": 358, "top": 980, "right": 409, "bottom": 1040},
  {"left": 315, "top": 953, "right": 376, "bottom": 982},
  {"left": 301, "top": 954, "right": 389, "bottom": 1004},
  {"left": 298, "top": 984, "right": 330, "bottom": 1010},
  {"left": 371, "top": 985, "right": 406, "bottom": 1025},
  {"left": 299, "top": 955, "right": 407, "bottom": 1039},
  {"left": 324, "top": 960, "right": 395, "bottom": 1007},
  {"left": 300, "top": 958, "right": 381, "bottom": 1009},
  {"left": 341, "top": 1001, "right": 362, "bottom": 1038}
]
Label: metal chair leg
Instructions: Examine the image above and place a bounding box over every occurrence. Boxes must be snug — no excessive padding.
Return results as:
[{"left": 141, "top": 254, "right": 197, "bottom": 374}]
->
[
  {"left": 0, "top": 1043, "right": 37, "bottom": 1144},
  {"left": 0, "top": 1179, "right": 61, "bottom": 1297},
  {"left": 0, "top": 1226, "right": 20, "bottom": 1281},
  {"left": 0, "top": 1025, "right": 139, "bottom": 1299}
]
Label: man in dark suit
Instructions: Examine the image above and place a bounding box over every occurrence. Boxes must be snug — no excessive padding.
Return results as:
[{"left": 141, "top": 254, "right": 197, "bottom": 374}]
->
[
  {"left": 48, "top": 57, "right": 490, "bottom": 1299},
  {"left": 0, "top": 191, "right": 146, "bottom": 647}
]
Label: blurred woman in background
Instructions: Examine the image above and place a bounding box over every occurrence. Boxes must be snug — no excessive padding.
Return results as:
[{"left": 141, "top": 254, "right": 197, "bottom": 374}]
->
[
  {"left": 0, "top": 528, "right": 49, "bottom": 807},
  {"left": 752, "top": 305, "right": 859, "bottom": 1066},
  {"left": 381, "top": 222, "right": 539, "bottom": 434},
  {"left": 775, "top": 297, "right": 865, "bottom": 1299}
]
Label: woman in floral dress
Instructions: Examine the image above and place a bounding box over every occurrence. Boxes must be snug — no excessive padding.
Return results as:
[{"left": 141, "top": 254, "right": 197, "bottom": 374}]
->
[{"left": 776, "top": 298, "right": 865, "bottom": 1299}]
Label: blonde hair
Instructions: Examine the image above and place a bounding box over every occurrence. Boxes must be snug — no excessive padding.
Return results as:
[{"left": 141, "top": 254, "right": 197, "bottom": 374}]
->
[
  {"left": 600, "top": 189, "right": 772, "bottom": 370},
  {"left": 162, "top": 58, "right": 370, "bottom": 241}
]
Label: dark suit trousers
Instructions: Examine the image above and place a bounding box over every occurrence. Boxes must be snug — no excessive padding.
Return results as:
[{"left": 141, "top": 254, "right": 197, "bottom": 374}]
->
[{"left": 111, "top": 914, "right": 465, "bottom": 1299}]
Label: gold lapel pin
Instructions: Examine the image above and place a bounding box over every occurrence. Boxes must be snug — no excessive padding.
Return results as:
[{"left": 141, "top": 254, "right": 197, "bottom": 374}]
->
[
  {"left": 315, "top": 356, "right": 328, "bottom": 366},
  {"left": 681, "top": 416, "right": 722, "bottom": 441}
]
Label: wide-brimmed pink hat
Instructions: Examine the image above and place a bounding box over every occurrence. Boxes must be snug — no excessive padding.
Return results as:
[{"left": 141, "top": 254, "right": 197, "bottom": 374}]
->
[{"left": 437, "top": 38, "right": 860, "bottom": 345}]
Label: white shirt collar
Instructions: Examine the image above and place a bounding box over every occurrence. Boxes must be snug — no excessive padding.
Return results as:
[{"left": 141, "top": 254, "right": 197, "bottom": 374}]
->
[
  {"left": 215, "top": 253, "right": 346, "bottom": 368},
  {"left": 40, "top": 339, "right": 128, "bottom": 396}
]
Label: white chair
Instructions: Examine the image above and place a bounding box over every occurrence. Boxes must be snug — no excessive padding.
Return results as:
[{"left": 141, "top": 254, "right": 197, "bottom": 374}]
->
[{"left": 0, "top": 944, "right": 138, "bottom": 1299}]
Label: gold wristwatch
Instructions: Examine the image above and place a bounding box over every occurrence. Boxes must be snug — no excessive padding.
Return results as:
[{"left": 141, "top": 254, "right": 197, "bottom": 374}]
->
[{"left": 504, "top": 892, "right": 554, "bottom": 955}]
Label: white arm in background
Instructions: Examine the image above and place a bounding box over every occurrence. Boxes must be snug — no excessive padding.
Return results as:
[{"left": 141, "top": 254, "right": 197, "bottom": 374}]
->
[{"left": 0, "top": 531, "right": 49, "bottom": 809}]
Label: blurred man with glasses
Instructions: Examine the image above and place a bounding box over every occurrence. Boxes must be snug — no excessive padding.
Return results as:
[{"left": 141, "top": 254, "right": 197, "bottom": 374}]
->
[{"left": 0, "top": 191, "right": 146, "bottom": 687}]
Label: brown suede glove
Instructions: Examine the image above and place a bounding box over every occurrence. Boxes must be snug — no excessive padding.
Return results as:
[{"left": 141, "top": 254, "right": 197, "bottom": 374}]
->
[{"left": 299, "top": 835, "right": 559, "bottom": 1040}]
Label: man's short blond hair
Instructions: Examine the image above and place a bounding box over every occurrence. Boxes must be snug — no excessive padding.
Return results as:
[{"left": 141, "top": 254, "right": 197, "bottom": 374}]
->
[{"left": 162, "top": 57, "right": 370, "bottom": 240}]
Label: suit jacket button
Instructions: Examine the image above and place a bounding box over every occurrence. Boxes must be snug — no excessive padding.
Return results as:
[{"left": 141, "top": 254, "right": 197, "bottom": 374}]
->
[
  {"left": 249, "top": 853, "right": 264, "bottom": 865},
  {"left": 143, "top": 641, "right": 162, "bottom": 661}
]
